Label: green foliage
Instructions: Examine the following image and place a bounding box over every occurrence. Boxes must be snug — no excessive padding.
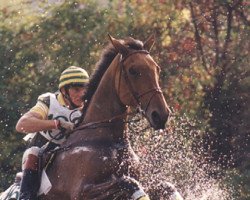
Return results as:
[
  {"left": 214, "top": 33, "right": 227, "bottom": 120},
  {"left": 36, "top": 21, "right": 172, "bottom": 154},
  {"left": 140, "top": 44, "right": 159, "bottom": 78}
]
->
[
  {"left": 0, "top": 0, "right": 114, "bottom": 190},
  {"left": 0, "top": 0, "right": 249, "bottom": 199}
]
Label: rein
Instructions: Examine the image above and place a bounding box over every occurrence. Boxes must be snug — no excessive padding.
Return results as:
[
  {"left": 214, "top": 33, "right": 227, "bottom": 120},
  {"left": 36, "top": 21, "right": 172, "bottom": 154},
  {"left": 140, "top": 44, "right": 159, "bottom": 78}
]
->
[
  {"left": 52, "top": 109, "right": 146, "bottom": 141},
  {"left": 48, "top": 111, "right": 151, "bottom": 154},
  {"left": 73, "top": 110, "right": 140, "bottom": 132}
]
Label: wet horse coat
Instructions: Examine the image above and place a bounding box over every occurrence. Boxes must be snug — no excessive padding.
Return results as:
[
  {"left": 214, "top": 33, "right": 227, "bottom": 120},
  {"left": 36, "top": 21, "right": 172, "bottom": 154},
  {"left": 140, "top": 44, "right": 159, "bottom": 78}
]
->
[{"left": 41, "top": 35, "right": 170, "bottom": 200}]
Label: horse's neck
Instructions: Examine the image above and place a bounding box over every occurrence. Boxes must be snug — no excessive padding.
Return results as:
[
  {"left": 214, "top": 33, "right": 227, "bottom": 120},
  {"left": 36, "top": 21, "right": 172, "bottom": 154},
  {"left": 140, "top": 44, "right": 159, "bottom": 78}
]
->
[
  {"left": 85, "top": 80, "right": 125, "bottom": 122},
  {"left": 69, "top": 56, "right": 127, "bottom": 144},
  {"left": 85, "top": 56, "right": 125, "bottom": 121}
]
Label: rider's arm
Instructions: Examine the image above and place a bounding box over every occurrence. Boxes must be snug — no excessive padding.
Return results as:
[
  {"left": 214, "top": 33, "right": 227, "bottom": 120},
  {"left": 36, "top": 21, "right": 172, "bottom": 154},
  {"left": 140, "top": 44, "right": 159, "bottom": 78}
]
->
[
  {"left": 16, "top": 101, "right": 56, "bottom": 134},
  {"left": 16, "top": 111, "right": 56, "bottom": 134}
]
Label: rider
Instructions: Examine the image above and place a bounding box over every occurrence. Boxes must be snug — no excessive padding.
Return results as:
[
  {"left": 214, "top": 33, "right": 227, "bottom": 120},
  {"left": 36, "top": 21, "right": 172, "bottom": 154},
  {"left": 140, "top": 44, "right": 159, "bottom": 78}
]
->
[{"left": 16, "top": 66, "right": 89, "bottom": 200}]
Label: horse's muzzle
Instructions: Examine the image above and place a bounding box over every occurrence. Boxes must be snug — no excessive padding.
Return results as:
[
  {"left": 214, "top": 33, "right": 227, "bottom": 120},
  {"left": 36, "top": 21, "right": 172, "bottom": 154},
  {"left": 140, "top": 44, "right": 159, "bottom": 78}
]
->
[{"left": 150, "top": 110, "right": 169, "bottom": 130}]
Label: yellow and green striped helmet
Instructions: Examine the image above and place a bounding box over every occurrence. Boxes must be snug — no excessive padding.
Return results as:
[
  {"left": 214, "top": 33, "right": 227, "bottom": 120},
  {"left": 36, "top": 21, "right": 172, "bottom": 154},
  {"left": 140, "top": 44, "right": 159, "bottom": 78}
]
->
[{"left": 59, "top": 66, "right": 89, "bottom": 89}]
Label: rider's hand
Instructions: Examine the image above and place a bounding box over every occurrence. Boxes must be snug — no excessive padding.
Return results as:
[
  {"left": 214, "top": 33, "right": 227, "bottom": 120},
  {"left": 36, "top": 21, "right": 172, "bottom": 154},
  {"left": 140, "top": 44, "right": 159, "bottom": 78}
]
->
[{"left": 54, "top": 119, "right": 75, "bottom": 131}]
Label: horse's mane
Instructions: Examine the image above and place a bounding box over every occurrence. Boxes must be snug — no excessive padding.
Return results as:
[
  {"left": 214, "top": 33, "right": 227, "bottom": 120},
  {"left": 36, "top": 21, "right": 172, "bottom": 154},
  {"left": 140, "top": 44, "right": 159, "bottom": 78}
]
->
[{"left": 80, "top": 37, "right": 144, "bottom": 120}]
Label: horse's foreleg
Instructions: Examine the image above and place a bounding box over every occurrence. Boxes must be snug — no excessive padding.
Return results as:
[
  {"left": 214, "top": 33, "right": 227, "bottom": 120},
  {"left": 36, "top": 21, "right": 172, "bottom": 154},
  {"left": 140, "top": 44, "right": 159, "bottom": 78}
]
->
[
  {"left": 115, "top": 176, "right": 149, "bottom": 200},
  {"left": 148, "top": 181, "right": 183, "bottom": 200},
  {"left": 80, "top": 176, "right": 149, "bottom": 200},
  {"left": 79, "top": 177, "right": 119, "bottom": 200}
]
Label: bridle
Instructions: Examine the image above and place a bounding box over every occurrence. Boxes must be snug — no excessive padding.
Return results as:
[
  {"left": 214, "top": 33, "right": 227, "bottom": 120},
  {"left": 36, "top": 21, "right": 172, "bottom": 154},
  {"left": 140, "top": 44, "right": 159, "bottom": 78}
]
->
[
  {"left": 52, "top": 50, "right": 164, "bottom": 139},
  {"left": 118, "top": 50, "right": 163, "bottom": 115}
]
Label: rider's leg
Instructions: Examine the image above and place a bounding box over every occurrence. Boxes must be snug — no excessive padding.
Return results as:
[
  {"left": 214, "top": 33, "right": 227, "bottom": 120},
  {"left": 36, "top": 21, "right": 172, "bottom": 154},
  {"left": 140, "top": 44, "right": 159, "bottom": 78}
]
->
[{"left": 19, "top": 147, "right": 40, "bottom": 200}]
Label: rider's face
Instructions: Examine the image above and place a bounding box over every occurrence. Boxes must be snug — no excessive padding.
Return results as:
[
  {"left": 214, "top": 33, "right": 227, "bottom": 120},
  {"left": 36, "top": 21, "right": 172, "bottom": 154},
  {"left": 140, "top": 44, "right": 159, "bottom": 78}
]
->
[{"left": 68, "top": 86, "right": 86, "bottom": 107}]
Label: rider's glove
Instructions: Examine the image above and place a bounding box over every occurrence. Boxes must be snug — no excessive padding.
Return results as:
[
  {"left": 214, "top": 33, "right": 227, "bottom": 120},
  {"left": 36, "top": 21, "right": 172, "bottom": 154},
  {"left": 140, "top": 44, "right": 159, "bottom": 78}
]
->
[{"left": 54, "top": 119, "right": 75, "bottom": 131}]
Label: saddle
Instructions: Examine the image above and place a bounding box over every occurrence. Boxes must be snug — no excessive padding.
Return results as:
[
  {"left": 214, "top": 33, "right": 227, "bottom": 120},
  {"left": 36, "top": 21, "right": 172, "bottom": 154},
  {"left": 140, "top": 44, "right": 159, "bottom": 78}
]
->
[
  {"left": 38, "top": 142, "right": 58, "bottom": 173},
  {"left": 36, "top": 142, "right": 61, "bottom": 196}
]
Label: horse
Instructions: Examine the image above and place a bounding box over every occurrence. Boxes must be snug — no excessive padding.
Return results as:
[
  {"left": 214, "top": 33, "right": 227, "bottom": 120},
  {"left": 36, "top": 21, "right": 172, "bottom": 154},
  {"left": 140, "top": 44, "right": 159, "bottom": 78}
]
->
[{"left": 41, "top": 34, "right": 171, "bottom": 200}]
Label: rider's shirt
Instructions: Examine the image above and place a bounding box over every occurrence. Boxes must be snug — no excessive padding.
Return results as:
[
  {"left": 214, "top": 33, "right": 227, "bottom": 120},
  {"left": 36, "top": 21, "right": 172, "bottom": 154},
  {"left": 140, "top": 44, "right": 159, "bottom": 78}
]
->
[
  {"left": 27, "top": 92, "right": 82, "bottom": 144},
  {"left": 30, "top": 92, "right": 66, "bottom": 119}
]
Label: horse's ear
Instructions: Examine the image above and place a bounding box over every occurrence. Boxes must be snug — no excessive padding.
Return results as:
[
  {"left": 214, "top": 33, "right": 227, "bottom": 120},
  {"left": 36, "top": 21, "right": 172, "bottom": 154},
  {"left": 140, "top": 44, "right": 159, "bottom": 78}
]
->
[
  {"left": 143, "top": 34, "right": 155, "bottom": 52},
  {"left": 108, "top": 34, "right": 129, "bottom": 56}
]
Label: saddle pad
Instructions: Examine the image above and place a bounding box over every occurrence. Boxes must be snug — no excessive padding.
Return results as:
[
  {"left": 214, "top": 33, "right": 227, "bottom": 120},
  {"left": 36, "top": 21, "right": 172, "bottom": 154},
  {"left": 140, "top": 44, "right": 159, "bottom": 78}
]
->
[{"left": 38, "top": 170, "right": 52, "bottom": 195}]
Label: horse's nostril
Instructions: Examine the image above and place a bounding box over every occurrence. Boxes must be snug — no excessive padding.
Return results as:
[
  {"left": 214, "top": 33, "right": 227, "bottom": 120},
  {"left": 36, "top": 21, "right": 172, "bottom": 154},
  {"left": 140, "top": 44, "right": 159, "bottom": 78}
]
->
[
  {"left": 151, "top": 111, "right": 168, "bottom": 130},
  {"left": 152, "top": 111, "right": 159, "bottom": 122}
]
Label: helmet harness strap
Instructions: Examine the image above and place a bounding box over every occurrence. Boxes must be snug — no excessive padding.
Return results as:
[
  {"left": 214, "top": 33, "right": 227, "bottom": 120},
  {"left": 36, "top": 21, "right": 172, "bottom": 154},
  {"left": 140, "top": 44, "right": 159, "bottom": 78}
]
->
[
  {"left": 62, "top": 87, "right": 78, "bottom": 109},
  {"left": 59, "top": 66, "right": 89, "bottom": 109}
]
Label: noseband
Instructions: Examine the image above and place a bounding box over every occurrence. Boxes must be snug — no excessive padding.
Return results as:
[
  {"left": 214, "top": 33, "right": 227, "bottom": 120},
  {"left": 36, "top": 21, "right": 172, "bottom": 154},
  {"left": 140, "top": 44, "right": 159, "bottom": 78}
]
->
[{"left": 119, "top": 50, "right": 163, "bottom": 114}]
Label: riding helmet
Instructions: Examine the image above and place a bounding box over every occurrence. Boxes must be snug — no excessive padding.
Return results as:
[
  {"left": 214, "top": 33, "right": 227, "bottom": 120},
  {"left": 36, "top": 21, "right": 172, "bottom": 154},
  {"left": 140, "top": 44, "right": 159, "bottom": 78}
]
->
[{"left": 59, "top": 66, "right": 89, "bottom": 89}]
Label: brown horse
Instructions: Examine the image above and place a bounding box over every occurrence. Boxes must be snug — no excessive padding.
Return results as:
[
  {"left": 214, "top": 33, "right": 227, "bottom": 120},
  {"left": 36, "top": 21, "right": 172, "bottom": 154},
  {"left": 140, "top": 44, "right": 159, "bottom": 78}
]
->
[{"left": 41, "top": 34, "right": 171, "bottom": 200}]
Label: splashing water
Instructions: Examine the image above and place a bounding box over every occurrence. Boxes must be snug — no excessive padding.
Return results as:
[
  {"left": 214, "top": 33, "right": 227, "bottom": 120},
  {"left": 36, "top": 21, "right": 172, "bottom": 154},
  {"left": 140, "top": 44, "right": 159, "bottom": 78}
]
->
[{"left": 128, "top": 114, "right": 236, "bottom": 200}]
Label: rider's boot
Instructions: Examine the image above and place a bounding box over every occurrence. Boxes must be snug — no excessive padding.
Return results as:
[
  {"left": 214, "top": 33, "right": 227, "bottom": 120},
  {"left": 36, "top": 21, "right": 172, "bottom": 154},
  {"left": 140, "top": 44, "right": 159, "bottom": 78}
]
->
[{"left": 19, "top": 149, "right": 40, "bottom": 200}]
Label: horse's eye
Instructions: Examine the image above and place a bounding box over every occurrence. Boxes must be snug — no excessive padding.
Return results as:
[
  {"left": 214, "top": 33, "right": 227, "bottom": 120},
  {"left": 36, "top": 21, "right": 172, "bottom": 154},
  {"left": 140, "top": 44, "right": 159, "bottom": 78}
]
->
[{"left": 128, "top": 68, "right": 140, "bottom": 76}]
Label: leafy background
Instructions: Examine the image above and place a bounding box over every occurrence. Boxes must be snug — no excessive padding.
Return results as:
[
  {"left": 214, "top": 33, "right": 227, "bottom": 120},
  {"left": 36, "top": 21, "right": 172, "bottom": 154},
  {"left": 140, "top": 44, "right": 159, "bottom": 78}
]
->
[{"left": 0, "top": 0, "right": 249, "bottom": 199}]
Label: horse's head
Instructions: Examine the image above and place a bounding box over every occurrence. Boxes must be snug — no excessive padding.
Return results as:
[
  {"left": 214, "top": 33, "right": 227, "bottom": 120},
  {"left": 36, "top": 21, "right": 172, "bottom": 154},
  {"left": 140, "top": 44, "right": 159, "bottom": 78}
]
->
[{"left": 109, "top": 34, "right": 171, "bottom": 130}]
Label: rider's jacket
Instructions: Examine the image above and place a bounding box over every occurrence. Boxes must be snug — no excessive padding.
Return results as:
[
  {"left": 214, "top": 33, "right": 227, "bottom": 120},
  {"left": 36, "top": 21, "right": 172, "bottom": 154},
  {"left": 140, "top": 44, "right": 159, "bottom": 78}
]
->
[{"left": 24, "top": 92, "right": 82, "bottom": 145}]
